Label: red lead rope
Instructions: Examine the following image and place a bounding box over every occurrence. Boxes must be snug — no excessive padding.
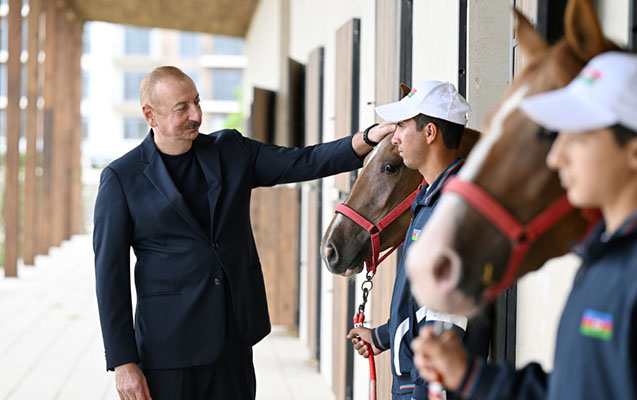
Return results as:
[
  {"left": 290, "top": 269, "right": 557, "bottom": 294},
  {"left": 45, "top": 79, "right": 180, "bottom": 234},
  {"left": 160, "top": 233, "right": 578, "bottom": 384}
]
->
[
  {"left": 336, "top": 180, "right": 425, "bottom": 400},
  {"left": 353, "top": 311, "right": 377, "bottom": 400}
]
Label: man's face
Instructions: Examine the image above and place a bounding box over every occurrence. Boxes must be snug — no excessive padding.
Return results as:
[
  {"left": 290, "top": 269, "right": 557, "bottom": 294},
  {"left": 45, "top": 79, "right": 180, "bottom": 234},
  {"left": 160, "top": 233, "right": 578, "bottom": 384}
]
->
[
  {"left": 150, "top": 77, "right": 202, "bottom": 143},
  {"left": 391, "top": 117, "right": 427, "bottom": 170},
  {"left": 546, "top": 128, "right": 632, "bottom": 208}
]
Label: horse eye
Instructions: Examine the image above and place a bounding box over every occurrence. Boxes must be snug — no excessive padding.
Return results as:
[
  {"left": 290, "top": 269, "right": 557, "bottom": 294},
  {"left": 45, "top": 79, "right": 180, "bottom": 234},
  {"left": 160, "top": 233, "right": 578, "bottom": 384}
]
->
[
  {"left": 536, "top": 127, "right": 558, "bottom": 142},
  {"left": 382, "top": 163, "right": 399, "bottom": 174}
]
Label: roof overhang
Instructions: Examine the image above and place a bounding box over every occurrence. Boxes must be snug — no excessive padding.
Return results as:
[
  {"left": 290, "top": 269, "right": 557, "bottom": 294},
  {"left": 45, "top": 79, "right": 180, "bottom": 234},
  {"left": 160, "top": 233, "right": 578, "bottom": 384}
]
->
[{"left": 65, "top": 0, "right": 260, "bottom": 37}]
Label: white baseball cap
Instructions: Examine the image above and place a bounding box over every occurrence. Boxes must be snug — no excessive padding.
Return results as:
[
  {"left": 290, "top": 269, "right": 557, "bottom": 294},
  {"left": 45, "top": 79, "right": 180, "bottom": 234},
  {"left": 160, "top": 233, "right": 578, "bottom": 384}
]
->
[
  {"left": 375, "top": 80, "right": 471, "bottom": 126},
  {"left": 520, "top": 51, "right": 637, "bottom": 132}
]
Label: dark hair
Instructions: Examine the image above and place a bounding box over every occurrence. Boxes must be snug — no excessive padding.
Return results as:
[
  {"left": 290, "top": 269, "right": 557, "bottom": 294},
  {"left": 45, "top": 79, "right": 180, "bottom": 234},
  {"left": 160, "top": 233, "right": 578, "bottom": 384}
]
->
[
  {"left": 413, "top": 114, "right": 465, "bottom": 149},
  {"left": 611, "top": 124, "right": 637, "bottom": 147}
]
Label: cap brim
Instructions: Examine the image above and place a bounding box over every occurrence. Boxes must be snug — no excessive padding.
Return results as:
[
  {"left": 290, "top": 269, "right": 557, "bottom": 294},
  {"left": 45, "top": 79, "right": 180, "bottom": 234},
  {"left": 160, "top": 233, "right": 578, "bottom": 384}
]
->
[
  {"left": 520, "top": 88, "right": 617, "bottom": 132},
  {"left": 375, "top": 101, "right": 420, "bottom": 123}
]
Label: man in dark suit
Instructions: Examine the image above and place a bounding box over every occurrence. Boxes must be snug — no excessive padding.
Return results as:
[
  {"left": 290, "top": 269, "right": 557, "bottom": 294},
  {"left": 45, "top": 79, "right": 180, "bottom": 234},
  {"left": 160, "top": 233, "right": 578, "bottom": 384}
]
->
[{"left": 93, "top": 66, "right": 395, "bottom": 400}]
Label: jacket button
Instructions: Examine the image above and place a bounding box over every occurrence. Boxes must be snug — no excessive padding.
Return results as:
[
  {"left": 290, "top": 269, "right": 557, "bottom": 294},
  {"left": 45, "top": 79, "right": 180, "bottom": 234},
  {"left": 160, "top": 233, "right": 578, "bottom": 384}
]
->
[
  {"left": 213, "top": 242, "right": 220, "bottom": 249},
  {"left": 214, "top": 278, "right": 222, "bottom": 286}
]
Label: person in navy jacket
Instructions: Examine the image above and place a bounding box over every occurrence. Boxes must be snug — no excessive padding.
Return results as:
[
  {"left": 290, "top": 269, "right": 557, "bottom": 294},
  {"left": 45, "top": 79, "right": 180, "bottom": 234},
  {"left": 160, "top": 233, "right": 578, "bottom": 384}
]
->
[
  {"left": 346, "top": 81, "right": 492, "bottom": 400},
  {"left": 93, "top": 66, "right": 396, "bottom": 400},
  {"left": 411, "top": 52, "right": 637, "bottom": 400}
]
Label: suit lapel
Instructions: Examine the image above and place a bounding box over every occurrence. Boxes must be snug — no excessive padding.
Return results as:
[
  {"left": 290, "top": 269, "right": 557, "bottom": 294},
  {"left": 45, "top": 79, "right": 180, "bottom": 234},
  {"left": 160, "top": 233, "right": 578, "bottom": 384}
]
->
[
  {"left": 141, "top": 132, "right": 210, "bottom": 241},
  {"left": 194, "top": 136, "right": 222, "bottom": 238}
]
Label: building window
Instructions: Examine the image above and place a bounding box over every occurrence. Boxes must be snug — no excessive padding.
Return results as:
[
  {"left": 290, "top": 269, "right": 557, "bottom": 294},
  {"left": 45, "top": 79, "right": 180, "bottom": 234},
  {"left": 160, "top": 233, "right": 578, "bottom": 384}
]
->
[
  {"left": 212, "top": 69, "right": 241, "bottom": 101},
  {"left": 83, "top": 71, "right": 89, "bottom": 99},
  {"left": 179, "top": 32, "right": 199, "bottom": 58},
  {"left": 1, "top": 18, "right": 7, "bottom": 53},
  {"left": 123, "top": 71, "right": 145, "bottom": 101},
  {"left": 123, "top": 116, "right": 148, "bottom": 139},
  {"left": 124, "top": 26, "right": 150, "bottom": 55},
  {"left": 82, "top": 117, "right": 89, "bottom": 140},
  {"left": 83, "top": 24, "right": 91, "bottom": 54},
  {"left": 212, "top": 35, "right": 244, "bottom": 55}
]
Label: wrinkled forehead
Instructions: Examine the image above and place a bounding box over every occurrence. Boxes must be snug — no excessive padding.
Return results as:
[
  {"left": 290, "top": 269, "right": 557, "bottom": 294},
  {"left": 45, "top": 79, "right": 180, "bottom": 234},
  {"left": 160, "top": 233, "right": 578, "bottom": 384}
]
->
[{"left": 153, "top": 77, "right": 198, "bottom": 107}]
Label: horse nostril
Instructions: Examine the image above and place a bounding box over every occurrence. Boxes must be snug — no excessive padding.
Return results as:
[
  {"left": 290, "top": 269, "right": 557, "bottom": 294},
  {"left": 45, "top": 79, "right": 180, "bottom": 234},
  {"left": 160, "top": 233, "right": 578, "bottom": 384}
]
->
[
  {"left": 325, "top": 244, "right": 338, "bottom": 264},
  {"left": 433, "top": 254, "right": 453, "bottom": 284}
]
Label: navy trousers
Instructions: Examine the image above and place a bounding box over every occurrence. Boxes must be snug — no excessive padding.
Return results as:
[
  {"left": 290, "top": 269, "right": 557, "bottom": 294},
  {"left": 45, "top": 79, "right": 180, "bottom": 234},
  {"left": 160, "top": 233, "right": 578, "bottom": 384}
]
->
[{"left": 144, "top": 334, "right": 256, "bottom": 400}]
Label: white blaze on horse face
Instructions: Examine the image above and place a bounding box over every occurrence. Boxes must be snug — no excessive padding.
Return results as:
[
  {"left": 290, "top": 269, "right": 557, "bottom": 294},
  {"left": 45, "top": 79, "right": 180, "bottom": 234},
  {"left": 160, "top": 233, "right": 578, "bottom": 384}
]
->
[
  {"left": 458, "top": 85, "right": 530, "bottom": 182},
  {"left": 364, "top": 143, "right": 381, "bottom": 167},
  {"left": 405, "top": 85, "right": 531, "bottom": 315}
]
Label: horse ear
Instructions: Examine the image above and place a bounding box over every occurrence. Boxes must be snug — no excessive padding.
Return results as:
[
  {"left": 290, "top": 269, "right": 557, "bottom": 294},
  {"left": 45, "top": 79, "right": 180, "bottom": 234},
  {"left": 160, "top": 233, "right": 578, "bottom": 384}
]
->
[
  {"left": 459, "top": 128, "right": 481, "bottom": 159},
  {"left": 400, "top": 83, "right": 411, "bottom": 100},
  {"left": 514, "top": 8, "right": 549, "bottom": 58},
  {"left": 564, "top": 0, "right": 605, "bottom": 61}
]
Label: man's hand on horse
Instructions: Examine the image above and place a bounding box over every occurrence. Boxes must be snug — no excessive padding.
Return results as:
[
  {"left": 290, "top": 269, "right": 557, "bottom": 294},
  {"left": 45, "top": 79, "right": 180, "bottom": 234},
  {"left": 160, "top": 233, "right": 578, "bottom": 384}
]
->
[
  {"left": 114, "top": 362, "right": 153, "bottom": 400},
  {"left": 351, "top": 120, "right": 397, "bottom": 157},
  {"left": 411, "top": 326, "right": 468, "bottom": 391},
  {"left": 347, "top": 327, "right": 383, "bottom": 358}
]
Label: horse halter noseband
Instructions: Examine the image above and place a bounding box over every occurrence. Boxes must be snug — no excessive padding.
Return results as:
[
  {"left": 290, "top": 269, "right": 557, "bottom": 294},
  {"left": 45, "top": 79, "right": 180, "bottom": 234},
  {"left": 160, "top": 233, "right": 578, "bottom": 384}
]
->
[
  {"left": 335, "top": 179, "right": 425, "bottom": 275},
  {"left": 443, "top": 176, "right": 596, "bottom": 303}
]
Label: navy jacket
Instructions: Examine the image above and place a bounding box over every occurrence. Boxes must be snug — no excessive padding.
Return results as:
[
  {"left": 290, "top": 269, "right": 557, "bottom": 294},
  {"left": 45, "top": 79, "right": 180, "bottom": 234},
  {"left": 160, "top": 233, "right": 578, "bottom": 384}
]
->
[
  {"left": 456, "top": 211, "right": 637, "bottom": 400},
  {"left": 371, "top": 159, "right": 469, "bottom": 399},
  {"left": 93, "top": 129, "right": 363, "bottom": 371}
]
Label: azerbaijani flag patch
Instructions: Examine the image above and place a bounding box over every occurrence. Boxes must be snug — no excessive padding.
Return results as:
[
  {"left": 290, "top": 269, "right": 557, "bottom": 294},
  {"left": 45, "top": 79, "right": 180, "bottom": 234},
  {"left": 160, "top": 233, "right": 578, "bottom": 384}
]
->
[
  {"left": 411, "top": 229, "right": 421, "bottom": 241},
  {"left": 580, "top": 309, "right": 613, "bottom": 341}
]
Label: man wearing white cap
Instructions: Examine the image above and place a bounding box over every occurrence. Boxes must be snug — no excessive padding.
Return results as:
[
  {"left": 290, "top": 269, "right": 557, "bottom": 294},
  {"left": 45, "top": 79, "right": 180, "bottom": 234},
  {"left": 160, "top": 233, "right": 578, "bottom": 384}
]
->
[
  {"left": 411, "top": 52, "right": 637, "bottom": 400},
  {"left": 347, "top": 80, "right": 491, "bottom": 400}
]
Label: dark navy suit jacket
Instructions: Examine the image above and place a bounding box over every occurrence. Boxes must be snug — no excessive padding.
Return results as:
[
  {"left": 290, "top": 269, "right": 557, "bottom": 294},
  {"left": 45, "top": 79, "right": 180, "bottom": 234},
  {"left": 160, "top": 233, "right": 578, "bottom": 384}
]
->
[{"left": 93, "top": 129, "right": 363, "bottom": 371}]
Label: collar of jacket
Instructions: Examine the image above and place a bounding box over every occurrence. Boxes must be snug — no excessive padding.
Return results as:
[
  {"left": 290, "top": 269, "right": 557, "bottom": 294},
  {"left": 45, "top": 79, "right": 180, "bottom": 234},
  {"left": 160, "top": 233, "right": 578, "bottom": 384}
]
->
[{"left": 413, "top": 158, "right": 465, "bottom": 209}]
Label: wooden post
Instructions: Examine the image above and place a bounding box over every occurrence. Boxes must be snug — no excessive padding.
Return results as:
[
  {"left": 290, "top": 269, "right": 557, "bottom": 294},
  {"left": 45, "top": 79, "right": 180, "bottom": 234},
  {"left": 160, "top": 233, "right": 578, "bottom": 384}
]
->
[
  {"left": 39, "top": 0, "right": 57, "bottom": 255},
  {"left": 23, "top": 0, "right": 42, "bottom": 266},
  {"left": 69, "top": 20, "right": 83, "bottom": 235},
  {"left": 4, "top": 0, "right": 23, "bottom": 277},
  {"left": 50, "top": 4, "right": 69, "bottom": 246}
]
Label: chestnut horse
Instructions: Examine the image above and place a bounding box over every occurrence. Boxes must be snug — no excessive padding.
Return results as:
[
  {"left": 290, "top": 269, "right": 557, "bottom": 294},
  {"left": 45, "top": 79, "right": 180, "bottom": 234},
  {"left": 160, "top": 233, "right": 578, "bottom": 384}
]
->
[
  {"left": 406, "top": 0, "right": 619, "bottom": 316},
  {"left": 321, "top": 85, "right": 480, "bottom": 276}
]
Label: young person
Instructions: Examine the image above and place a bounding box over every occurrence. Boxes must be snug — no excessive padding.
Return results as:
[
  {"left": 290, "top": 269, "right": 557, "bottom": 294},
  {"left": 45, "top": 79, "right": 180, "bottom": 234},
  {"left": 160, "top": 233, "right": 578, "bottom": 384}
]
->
[
  {"left": 411, "top": 52, "right": 637, "bottom": 400},
  {"left": 348, "top": 80, "right": 491, "bottom": 399}
]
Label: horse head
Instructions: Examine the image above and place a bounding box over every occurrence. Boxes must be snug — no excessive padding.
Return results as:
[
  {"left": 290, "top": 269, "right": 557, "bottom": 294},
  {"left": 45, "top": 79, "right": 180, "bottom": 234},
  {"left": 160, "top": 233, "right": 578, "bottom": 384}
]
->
[
  {"left": 406, "top": 0, "right": 619, "bottom": 316},
  {"left": 321, "top": 84, "right": 480, "bottom": 276}
]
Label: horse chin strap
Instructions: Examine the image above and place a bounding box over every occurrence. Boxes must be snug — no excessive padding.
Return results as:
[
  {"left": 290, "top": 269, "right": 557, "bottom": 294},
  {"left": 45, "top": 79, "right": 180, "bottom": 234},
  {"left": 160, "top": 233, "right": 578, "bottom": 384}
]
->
[
  {"left": 443, "top": 177, "right": 600, "bottom": 303},
  {"left": 335, "top": 179, "right": 424, "bottom": 276}
]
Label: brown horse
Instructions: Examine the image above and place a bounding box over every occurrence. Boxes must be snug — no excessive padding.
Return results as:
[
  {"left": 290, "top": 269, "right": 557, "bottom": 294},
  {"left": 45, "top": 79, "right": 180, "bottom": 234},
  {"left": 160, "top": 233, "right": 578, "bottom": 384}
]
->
[
  {"left": 405, "top": 0, "right": 619, "bottom": 316},
  {"left": 321, "top": 84, "right": 480, "bottom": 276}
]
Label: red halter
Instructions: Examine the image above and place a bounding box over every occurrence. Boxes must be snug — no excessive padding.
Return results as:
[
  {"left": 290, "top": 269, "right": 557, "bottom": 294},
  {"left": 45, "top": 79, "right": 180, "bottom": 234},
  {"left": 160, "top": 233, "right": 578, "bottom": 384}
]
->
[
  {"left": 335, "top": 180, "right": 425, "bottom": 275},
  {"left": 443, "top": 176, "right": 579, "bottom": 303}
]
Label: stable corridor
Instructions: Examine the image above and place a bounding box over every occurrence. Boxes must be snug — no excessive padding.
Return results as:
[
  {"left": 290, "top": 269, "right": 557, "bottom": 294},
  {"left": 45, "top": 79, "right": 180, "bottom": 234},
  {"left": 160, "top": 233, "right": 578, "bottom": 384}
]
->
[{"left": 0, "top": 235, "right": 334, "bottom": 400}]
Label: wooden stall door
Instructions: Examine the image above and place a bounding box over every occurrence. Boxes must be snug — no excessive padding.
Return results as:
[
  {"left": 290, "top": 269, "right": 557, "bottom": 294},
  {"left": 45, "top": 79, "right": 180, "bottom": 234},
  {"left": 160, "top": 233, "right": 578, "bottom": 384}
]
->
[
  {"left": 249, "top": 80, "right": 299, "bottom": 328},
  {"left": 250, "top": 186, "right": 300, "bottom": 327},
  {"left": 332, "top": 18, "right": 360, "bottom": 400},
  {"left": 372, "top": 1, "right": 412, "bottom": 398},
  {"left": 250, "top": 87, "right": 276, "bottom": 143}
]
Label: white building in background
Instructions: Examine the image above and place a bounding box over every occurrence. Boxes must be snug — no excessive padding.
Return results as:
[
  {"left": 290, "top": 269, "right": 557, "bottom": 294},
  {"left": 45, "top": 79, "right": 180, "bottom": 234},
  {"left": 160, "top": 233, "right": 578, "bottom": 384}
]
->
[{"left": 81, "top": 22, "right": 246, "bottom": 167}]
